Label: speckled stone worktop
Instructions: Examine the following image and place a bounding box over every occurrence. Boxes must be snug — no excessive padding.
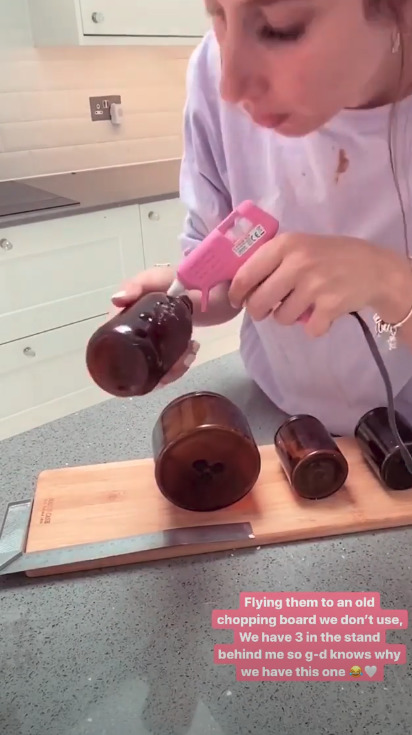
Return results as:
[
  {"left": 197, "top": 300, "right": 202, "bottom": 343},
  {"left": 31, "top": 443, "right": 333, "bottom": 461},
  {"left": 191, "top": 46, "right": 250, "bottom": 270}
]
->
[
  {"left": 0, "top": 158, "right": 181, "bottom": 228},
  {"left": 1, "top": 352, "right": 411, "bottom": 735}
]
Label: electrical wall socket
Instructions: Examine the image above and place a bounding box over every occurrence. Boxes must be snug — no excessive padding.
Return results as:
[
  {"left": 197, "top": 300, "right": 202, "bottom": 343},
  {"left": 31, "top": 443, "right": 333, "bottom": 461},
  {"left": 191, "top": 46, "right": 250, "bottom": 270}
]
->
[{"left": 89, "top": 95, "right": 121, "bottom": 121}]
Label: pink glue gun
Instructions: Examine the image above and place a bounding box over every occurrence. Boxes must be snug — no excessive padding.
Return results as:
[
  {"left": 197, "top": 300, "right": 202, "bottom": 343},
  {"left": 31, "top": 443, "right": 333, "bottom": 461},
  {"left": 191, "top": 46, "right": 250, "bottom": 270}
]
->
[{"left": 167, "top": 200, "right": 279, "bottom": 311}]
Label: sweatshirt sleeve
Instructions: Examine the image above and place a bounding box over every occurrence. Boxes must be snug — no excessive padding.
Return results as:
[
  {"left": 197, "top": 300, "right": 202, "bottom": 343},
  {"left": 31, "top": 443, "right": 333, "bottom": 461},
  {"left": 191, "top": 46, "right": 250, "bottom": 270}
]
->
[{"left": 179, "top": 34, "right": 233, "bottom": 254}]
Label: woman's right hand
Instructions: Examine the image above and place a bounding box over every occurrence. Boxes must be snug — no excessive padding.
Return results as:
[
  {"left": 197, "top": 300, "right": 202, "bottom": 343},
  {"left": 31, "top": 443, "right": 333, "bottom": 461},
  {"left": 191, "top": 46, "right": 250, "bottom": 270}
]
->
[{"left": 109, "top": 265, "right": 200, "bottom": 388}]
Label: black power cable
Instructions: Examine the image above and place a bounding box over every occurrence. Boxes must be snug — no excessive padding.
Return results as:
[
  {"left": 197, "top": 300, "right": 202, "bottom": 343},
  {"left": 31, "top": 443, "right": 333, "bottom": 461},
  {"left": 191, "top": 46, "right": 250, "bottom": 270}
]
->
[{"left": 350, "top": 311, "right": 412, "bottom": 473}]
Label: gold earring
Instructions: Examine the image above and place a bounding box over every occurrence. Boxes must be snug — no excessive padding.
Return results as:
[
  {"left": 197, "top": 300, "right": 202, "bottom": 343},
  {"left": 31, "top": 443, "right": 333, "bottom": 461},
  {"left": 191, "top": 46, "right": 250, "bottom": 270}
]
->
[{"left": 392, "top": 30, "right": 401, "bottom": 54}]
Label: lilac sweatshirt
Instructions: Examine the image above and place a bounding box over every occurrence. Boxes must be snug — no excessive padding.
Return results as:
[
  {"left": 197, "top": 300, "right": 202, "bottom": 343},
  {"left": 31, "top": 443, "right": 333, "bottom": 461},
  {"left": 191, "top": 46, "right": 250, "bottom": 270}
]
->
[{"left": 178, "top": 32, "right": 412, "bottom": 436}]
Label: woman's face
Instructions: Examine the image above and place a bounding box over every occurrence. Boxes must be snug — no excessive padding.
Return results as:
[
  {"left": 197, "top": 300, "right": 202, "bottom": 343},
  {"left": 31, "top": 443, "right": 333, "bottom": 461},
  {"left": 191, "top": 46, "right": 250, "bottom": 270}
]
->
[{"left": 206, "top": 0, "right": 401, "bottom": 136}]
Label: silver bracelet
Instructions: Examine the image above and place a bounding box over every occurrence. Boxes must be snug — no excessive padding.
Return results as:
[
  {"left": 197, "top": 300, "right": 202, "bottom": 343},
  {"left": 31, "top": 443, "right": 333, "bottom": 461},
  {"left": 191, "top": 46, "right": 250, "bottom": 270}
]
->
[{"left": 373, "top": 304, "right": 412, "bottom": 350}]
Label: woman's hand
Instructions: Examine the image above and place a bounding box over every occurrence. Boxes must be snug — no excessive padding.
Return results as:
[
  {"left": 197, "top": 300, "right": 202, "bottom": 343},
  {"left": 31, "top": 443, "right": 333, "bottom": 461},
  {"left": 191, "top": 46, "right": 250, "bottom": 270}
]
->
[
  {"left": 109, "top": 264, "right": 175, "bottom": 318},
  {"left": 228, "top": 233, "right": 412, "bottom": 337},
  {"left": 109, "top": 265, "right": 200, "bottom": 387}
]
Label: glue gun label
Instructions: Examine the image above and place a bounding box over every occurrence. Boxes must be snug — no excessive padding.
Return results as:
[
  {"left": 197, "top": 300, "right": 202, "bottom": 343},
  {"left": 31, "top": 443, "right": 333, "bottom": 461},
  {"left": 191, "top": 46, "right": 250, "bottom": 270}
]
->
[{"left": 232, "top": 225, "right": 266, "bottom": 257}]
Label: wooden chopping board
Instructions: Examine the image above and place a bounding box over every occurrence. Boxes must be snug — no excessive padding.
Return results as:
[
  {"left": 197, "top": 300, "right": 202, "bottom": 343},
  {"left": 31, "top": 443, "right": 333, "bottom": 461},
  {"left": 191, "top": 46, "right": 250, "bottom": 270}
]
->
[{"left": 24, "top": 438, "right": 412, "bottom": 576}]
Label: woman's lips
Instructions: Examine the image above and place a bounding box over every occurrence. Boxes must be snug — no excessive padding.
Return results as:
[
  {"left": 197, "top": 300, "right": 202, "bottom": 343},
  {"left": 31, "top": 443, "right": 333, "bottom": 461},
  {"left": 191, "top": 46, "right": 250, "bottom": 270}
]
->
[
  {"left": 253, "top": 113, "right": 290, "bottom": 128},
  {"left": 241, "top": 103, "right": 291, "bottom": 129}
]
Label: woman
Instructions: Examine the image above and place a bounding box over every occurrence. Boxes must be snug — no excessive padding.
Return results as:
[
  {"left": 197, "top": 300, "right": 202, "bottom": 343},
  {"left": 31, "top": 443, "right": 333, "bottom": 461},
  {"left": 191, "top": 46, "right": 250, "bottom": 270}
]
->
[{"left": 111, "top": 0, "right": 412, "bottom": 436}]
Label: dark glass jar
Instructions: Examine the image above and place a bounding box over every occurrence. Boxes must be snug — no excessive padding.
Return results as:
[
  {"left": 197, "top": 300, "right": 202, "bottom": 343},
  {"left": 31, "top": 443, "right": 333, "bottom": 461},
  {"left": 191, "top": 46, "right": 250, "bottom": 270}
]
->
[
  {"left": 355, "top": 406, "right": 412, "bottom": 490},
  {"left": 274, "top": 414, "right": 348, "bottom": 499},
  {"left": 152, "top": 391, "right": 261, "bottom": 512},
  {"left": 85, "top": 292, "right": 193, "bottom": 397}
]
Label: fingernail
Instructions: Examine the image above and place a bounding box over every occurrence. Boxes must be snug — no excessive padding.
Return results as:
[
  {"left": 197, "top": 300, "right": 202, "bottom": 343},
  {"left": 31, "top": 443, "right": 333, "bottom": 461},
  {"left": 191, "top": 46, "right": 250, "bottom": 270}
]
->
[
  {"left": 154, "top": 379, "right": 169, "bottom": 390},
  {"left": 111, "top": 290, "right": 126, "bottom": 300},
  {"left": 184, "top": 354, "right": 197, "bottom": 368}
]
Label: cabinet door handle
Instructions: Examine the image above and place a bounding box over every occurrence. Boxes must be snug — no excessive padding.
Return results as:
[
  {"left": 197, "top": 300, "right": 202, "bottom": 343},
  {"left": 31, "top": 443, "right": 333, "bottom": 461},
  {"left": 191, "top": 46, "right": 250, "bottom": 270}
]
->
[
  {"left": 0, "top": 238, "right": 13, "bottom": 251},
  {"left": 23, "top": 347, "right": 36, "bottom": 358},
  {"left": 91, "top": 11, "right": 105, "bottom": 23},
  {"left": 148, "top": 211, "right": 160, "bottom": 221}
]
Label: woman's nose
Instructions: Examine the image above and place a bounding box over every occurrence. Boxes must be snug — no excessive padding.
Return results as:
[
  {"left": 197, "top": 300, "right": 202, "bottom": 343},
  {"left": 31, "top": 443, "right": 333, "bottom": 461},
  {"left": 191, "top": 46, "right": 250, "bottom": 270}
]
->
[{"left": 219, "top": 45, "right": 267, "bottom": 105}]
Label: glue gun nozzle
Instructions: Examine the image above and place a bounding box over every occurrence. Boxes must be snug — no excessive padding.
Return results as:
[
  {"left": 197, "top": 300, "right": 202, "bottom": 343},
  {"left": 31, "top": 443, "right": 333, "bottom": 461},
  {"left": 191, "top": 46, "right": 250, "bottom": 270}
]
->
[{"left": 167, "top": 278, "right": 186, "bottom": 298}]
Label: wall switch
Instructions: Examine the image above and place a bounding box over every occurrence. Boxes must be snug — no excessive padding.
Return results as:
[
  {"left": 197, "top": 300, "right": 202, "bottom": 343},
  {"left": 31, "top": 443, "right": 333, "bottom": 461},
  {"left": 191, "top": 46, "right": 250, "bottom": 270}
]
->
[{"left": 89, "top": 95, "right": 121, "bottom": 121}]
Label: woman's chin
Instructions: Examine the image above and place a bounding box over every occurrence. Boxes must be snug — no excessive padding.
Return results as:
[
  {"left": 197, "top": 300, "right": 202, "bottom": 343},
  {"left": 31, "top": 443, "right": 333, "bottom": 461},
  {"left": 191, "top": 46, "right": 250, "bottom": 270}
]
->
[{"left": 252, "top": 111, "right": 327, "bottom": 137}]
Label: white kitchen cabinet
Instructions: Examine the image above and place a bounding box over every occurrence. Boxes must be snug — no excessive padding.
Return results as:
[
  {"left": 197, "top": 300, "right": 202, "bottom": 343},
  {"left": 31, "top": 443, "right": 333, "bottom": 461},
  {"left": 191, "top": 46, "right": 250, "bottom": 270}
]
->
[
  {"left": 0, "top": 316, "right": 108, "bottom": 441},
  {"left": 0, "top": 203, "right": 144, "bottom": 440},
  {"left": 140, "top": 197, "right": 187, "bottom": 269},
  {"left": 29, "top": 0, "right": 209, "bottom": 46},
  {"left": 0, "top": 195, "right": 241, "bottom": 441},
  {"left": 0, "top": 205, "right": 144, "bottom": 345}
]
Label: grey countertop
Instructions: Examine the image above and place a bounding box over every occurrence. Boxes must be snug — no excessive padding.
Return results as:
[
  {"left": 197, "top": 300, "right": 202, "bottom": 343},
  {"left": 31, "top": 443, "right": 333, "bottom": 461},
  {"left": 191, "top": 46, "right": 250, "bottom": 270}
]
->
[
  {"left": 0, "top": 159, "right": 181, "bottom": 228},
  {"left": 1, "top": 351, "right": 411, "bottom": 735}
]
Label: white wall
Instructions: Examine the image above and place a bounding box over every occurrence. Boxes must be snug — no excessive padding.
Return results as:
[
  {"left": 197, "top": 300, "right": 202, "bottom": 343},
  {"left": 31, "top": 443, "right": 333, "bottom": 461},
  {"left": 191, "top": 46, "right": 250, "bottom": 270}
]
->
[{"left": 0, "top": 0, "right": 192, "bottom": 180}]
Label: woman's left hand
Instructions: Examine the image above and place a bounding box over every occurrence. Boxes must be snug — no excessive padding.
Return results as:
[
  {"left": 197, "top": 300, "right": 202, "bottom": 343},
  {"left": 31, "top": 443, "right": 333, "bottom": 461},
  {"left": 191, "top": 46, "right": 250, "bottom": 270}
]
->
[{"left": 228, "top": 233, "right": 410, "bottom": 337}]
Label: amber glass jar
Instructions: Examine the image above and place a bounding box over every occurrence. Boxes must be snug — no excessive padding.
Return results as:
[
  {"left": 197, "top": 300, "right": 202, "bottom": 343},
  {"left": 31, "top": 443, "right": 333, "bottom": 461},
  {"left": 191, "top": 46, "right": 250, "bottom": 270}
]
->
[
  {"left": 274, "top": 414, "right": 348, "bottom": 499},
  {"left": 355, "top": 406, "right": 412, "bottom": 490},
  {"left": 152, "top": 391, "right": 261, "bottom": 511},
  {"left": 85, "top": 292, "right": 193, "bottom": 397}
]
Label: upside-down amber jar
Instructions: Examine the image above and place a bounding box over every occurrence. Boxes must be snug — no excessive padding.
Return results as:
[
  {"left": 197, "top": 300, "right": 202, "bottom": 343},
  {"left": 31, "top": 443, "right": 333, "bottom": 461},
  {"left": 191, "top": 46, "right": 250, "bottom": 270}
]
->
[
  {"left": 152, "top": 391, "right": 261, "bottom": 511},
  {"left": 355, "top": 406, "right": 412, "bottom": 490},
  {"left": 86, "top": 292, "right": 193, "bottom": 397},
  {"left": 274, "top": 414, "right": 349, "bottom": 499}
]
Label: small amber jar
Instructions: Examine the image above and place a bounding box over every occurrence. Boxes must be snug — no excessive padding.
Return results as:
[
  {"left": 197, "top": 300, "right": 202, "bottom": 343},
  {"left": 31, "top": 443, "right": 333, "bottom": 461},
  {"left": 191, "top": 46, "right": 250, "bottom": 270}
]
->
[
  {"left": 355, "top": 406, "right": 412, "bottom": 490},
  {"left": 86, "top": 292, "right": 193, "bottom": 397},
  {"left": 274, "top": 414, "right": 348, "bottom": 499},
  {"left": 152, "top": 391, "right": 261, "bottom": 511}
]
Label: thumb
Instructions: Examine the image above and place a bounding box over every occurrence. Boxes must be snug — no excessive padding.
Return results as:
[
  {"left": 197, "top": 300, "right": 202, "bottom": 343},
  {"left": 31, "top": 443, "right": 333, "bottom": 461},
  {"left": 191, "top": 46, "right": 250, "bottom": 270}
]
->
[
  {"left": 111, "top": 266, "right": 174, "bottom": 308},
  {"left": 111, "top": 284, "right": 143, "bottom": 308}
]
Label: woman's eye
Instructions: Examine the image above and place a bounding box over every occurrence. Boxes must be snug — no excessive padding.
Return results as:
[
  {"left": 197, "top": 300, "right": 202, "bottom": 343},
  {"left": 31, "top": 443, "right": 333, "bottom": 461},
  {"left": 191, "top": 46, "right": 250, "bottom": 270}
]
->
[{"left": 259, "top": 24, "right": 305, "bottom": 43}]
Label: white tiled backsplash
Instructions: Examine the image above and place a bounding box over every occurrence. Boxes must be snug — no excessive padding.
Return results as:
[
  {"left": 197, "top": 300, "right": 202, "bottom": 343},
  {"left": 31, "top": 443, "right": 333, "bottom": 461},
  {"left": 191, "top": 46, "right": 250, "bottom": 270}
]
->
[{"left": 0, "top": 0, "right": 192, "bottom": 181}]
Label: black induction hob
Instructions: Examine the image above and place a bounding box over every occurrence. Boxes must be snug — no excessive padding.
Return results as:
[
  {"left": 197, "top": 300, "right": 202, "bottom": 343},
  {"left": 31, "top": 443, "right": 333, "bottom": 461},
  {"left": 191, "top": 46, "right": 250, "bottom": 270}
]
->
[{"left": 0, "top": 180, "right": 79, "bottom": 217}]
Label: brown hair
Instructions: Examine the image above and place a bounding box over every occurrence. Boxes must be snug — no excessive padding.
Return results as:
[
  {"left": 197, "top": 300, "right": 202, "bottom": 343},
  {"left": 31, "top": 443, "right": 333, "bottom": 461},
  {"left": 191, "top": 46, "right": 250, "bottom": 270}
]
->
[{"left": 366, "top": 0, "right": 410, "bottom": 258}]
